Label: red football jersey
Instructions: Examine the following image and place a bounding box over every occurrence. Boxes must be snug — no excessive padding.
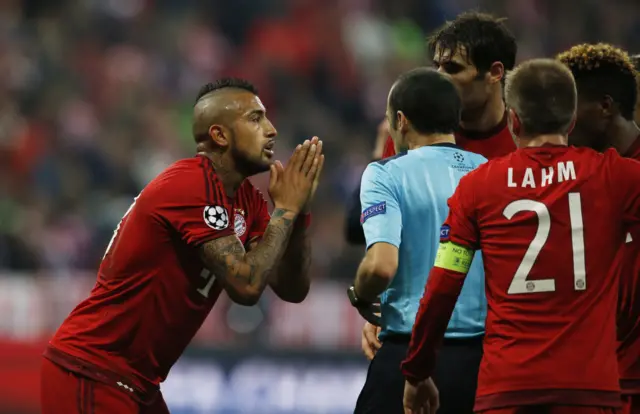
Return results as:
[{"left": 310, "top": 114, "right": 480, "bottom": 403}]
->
[
  {"left": 618, "top": 135, "right": 640, "bottom": 395},
  {"left": 405, "top": 146, "right": 640, "bottom": 410},
  {"left": 44, "top": 155, "right": 270, "bottom": 401},
  {"left": 381, "top": 113, "right": 516, "bottom": 160}
]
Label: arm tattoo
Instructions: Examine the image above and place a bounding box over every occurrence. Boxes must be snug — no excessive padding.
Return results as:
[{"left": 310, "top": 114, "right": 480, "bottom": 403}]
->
[
  {"left": 199, "top": 208, "right": 297, "bottom": 303},
  {"left": 269, "top": 216, "right": 311, "bottom": 302}
]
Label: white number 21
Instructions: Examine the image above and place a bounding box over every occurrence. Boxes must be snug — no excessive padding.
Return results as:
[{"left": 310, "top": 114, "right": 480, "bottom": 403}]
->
[{"left": 503, "top": 193, "right": 586, "bottom": 294}]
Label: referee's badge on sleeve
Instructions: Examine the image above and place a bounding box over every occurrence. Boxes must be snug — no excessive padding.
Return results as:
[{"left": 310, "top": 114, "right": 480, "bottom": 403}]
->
[
  {"left": 440, "top": 224, "right": 451, "bottom": 241},
  {"left": 361, "top": 201, "right": 386, "bottom": 224}
]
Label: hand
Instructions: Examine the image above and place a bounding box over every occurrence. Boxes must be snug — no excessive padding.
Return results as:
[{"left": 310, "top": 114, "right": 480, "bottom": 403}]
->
[
  {"left": 372, "top": 118, "right": 390, "bottom": 160},
  {"left": 269, "top": 138, "right": 323, "bottom": 214},
  {"left": 302, "top": 137, "right": 325, "bottom": 213},
  {"left": 361, "top": 322, "right": 382, "bottom": 360},
  {"left": 356, "top": 300, "right": 381, "bottom": 327},
  {"left": 403, "top": 378, "right": 439, "bottom": 414}
]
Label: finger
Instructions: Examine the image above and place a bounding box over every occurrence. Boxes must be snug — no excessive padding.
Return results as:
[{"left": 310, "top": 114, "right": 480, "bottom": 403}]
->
[
  {"left": 430, "top": 394, "right": 440, "bottom": 412},
  {"left": 269, "top": 164, "right": 278, "bottom": 188},
  {"left": 310, "top": 143, "right": 324, "bottom": 179},
  {"left": 364, "top": 331, "right": 381, "bottom": 351},
  {"left": 286, "top": 144, "right": 303, "bottom": 173},
  {"left": 275, "top": 160, "right": 285, "bottom": 175},
  {"left": 301, "top": 142, "right": 318, "bottom": 176},
  {"left": 361, "top": 336, "right": 375, "bottom": 360},
  {"left": 372, "top": 331, "right": 382, "bottom": 349},
  {"left": 290, "top": 140, "right": 310, "bottom": 172},
  {"left": 306, "top": 153, "right": 322, "bottom": 181}
]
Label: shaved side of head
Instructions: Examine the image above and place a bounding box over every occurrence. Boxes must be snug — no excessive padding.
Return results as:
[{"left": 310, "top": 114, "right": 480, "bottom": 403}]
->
[{"left": 192, "top": 79, "right": 259, "bottom": 143}]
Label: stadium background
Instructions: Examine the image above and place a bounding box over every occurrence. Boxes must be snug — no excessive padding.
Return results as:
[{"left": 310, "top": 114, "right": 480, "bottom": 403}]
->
[{"left": 0, "top": 0, "right": 638, "bottom": 413}]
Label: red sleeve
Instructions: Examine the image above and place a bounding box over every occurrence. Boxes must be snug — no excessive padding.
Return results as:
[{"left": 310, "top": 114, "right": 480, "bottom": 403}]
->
[
  {"left": 400, "top": 175, "right": 480, "bottom": 382},
  {"left": 401, "top": 267, "right": 466, "bottom": 382},
  {"left": 156, "top": 160, "right": 235, "bottom": 247},
  {"left": 610, "top": 151, "right": 640, "bottom": 226},
  {"left": 248, "top": 191, "right": 270, "bottom": 241},
  {"left": 382, "top": 135, "right": 396, "bottom": 158},
  {"left": 444, "top": 174, "right": 481, "bottom": 249}
]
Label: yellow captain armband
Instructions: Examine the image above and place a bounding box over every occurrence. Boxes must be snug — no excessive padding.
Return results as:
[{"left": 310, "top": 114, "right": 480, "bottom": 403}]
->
[{"left": 434, "top": 242, "right": 474, "bottom": 273}]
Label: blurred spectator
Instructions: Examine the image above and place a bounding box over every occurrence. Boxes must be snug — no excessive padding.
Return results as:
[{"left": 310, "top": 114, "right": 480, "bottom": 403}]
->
[{"left": 0, "top": 0, "right": 638, "bottom": 279}]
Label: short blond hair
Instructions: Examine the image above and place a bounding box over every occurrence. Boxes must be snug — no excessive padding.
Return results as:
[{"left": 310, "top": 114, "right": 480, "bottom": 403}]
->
[{"left": 505, "top": 59, "right": 576, "bottom": 136}]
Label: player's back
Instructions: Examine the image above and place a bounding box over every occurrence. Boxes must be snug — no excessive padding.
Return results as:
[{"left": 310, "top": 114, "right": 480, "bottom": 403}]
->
[
  {"left": 617, "top": 138, "right": 640, "bottom": 395},
  {"left": 45, "top": 155, "right": 264, "bottom": 401},
  {"left": 377, "top": 144, "right": 487, "bottom": 339},
  {"left": 467, "top": 145, "right": 637, "bottom": 409}
]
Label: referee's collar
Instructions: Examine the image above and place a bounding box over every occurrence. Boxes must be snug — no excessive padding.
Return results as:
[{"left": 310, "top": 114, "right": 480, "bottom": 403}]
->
[{"left": 429, "top": 142, "right": 462, "bottom": 149}]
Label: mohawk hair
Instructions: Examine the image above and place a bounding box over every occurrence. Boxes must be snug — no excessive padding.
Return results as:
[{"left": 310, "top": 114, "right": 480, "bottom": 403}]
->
[
  {"left": 195, "top": 78, "right": 258, "bottom": 104},
  {"left": 427, "top": 11, "right": 517, "bottom": 73},
  {"left": 557, "top": 43, "right": 638, "bottom": 120}
]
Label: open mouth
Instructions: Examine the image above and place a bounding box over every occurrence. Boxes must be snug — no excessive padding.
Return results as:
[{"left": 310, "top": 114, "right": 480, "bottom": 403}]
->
[{"left": 263, "top": 142, "right": 275, "bottom": 157}]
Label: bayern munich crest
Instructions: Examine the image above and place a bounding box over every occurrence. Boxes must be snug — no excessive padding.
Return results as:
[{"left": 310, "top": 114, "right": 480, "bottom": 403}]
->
[
  {"left": 203, "top": 205, "right": 229, "bottom": 230},
  {"left": 234, "top": 212, "right": 247, "bottom": 237}
]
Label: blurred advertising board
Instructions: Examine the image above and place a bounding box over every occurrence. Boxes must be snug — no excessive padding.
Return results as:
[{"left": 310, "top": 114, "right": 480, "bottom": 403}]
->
[
  {"left": 163, "top": 349, "right": 367, "bottom": 414},
  {"left": 0, "top": 273, "right": 370, "bottom": 413},
  {"left": 0, "top": 272, "right": 365, "bottom": 349}
]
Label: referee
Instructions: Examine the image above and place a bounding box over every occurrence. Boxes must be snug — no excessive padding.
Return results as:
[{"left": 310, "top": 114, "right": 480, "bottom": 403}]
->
[{"left": 348, "top": 68, "right": 487, "bottom": 414}]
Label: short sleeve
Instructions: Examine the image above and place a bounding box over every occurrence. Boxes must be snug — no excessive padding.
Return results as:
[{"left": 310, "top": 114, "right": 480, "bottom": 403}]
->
[
  {"left": 442, "top": 174, "right": 480, "bottom": 250},
  {"left": 360, "top": 162, "right": 402, "bottom": 249},
  {"left": 155, "top": 166, "right": 236, "bottom": 248},
  {"left": 248, "top": 194, "right": 270, "bottom": 241}
]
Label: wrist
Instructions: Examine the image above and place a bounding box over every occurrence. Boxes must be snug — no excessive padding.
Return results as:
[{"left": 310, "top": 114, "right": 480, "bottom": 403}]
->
[
  {"left": 272, "top": 205, "right": 300, "bottom": 218},
  {"left": 348, "top": 284, "right": 373, "bottom": 308}
]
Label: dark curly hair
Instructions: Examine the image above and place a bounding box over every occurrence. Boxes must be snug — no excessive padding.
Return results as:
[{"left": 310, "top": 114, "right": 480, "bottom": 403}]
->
[
  {"left": 427, "top": 11, "right": 517, "bottom": 74},
  {"left": 557, "top": 43, "right": 638, "bottom": 120}
]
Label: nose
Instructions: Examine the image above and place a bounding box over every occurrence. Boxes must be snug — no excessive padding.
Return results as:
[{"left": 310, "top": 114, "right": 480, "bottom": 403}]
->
[{"left": 265, "top": 120, "right": 277, "bottom": 138}]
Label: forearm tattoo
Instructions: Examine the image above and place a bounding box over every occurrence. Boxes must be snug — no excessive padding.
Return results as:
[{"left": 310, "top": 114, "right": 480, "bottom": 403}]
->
[{"left": 200, "top": 208, "right": 297, "bottom": 296}]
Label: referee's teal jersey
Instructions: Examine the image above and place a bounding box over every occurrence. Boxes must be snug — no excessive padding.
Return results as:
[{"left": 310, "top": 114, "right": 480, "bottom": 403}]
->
[{"left": 360, "top": 143, "right": 487, "bottom": 340}]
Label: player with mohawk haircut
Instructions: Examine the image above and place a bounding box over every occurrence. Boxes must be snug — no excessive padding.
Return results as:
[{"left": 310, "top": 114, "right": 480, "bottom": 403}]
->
[
  {"left": 40, "top": 78, "right": 324, "bottom": 413},
  {"left": 558, "top": 43, "right": 640, "bottom": 414}
]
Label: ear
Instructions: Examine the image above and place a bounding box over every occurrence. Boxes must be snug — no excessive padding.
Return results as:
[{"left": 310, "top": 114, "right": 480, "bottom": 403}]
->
[
  {"left": 601, "top": 95, "right": 615, "bottom": 118},
  {"left": 487, "top": 61, "right": 505, "bottom": 84},
  {"left": 397, "top": 111, "right": 409, "bottom": 133},
  {"left": 508, "top": 108, "right": 521, "bottom": 137},
  {"left": 208, "top": 124, "right": 230, "bottom": 147}
]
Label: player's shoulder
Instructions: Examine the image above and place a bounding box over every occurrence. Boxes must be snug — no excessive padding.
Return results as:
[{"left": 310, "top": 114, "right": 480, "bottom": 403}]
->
[
  {"left": 365, "top": 151, "right": 408, "bottom": 177},
  {"left": 143, "top": 155, "right": 214, "bottom": 201},
  {"left": 374, "top": 151, "right": 409, "bottom": 167},
  {"left": 150, "top": 156, "right": 209, "bottom": 182}
]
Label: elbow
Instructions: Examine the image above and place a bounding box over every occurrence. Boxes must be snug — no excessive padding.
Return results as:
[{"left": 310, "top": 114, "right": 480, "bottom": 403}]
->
[
  {"left": 277, "top": 280, "right": 310, "bottom": 304},
  {"left": 272, "top": 276, "right": 311, "bottom": 303},
  {"left": 227, "top": 287, "right": 263, "bottom": 307},
  {"left": 371, "top": 260, "right": 397, "bottom": 283}
]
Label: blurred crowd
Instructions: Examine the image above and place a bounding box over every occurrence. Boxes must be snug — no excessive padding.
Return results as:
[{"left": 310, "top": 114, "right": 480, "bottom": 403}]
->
[{"left": 1, "top": 0, "right": 639, "bottom": 277}]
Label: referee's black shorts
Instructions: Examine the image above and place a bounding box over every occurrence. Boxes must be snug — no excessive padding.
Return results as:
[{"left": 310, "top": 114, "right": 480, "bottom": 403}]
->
[{"left": 354, "top": 334, "right": 483, "bottom": 414}]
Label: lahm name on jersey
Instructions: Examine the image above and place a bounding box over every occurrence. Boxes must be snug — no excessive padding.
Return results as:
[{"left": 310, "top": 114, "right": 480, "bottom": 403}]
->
[{"left": 507, "top": 161, "right": 576, "bottom": 188}]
